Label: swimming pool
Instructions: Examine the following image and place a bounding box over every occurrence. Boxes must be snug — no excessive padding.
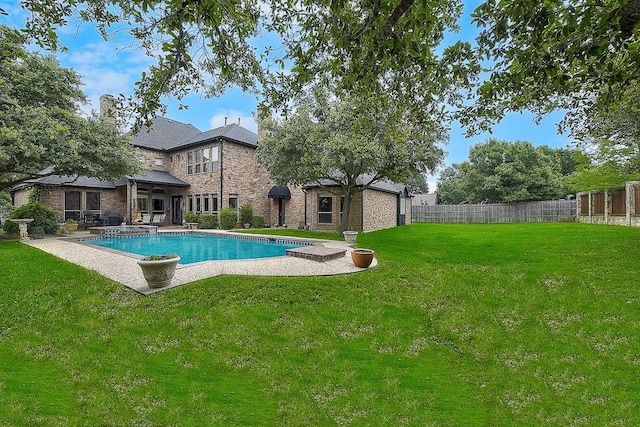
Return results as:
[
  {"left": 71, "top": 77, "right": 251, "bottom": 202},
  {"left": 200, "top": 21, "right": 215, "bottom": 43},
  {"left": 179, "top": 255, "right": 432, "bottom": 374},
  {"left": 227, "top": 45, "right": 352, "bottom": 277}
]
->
[{"left": 81, "top": 232, "right": 308, "bottom": 264}]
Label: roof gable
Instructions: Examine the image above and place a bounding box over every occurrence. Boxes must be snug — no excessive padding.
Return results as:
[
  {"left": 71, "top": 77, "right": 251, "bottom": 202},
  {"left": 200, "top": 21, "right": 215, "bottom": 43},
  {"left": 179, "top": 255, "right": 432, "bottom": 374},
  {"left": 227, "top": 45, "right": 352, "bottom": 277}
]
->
[
  {"left": 133, "top": 118, "right": 257, "bottom": 152},
  {"left": 132, "top": 117, "right": 201, "bottom": 151},
  {"left": 175, "top": 123, "right": 258, "bottom": 149}
]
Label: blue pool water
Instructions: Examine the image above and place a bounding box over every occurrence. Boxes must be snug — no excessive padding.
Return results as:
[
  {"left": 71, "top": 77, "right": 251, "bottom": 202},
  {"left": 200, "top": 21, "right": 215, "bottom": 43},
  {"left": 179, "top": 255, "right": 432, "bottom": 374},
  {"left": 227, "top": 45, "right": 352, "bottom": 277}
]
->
[{"left": 82, "top": 233, "right": 306, "bottom": 264}]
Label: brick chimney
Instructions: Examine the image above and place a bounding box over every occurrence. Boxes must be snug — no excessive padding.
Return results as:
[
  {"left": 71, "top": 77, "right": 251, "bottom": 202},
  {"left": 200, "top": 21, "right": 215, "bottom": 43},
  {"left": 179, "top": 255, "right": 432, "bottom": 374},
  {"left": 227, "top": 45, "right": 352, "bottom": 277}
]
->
[{"left": 99, "top": 94, "right": 117, "bottom": 124}]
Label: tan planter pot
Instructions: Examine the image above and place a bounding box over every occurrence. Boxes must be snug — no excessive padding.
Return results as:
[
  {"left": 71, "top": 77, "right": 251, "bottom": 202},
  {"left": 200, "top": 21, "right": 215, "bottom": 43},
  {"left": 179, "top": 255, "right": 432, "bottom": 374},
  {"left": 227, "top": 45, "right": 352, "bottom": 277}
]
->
[{"left": 351, "top": 249, "right": 375, "bottom": 268}]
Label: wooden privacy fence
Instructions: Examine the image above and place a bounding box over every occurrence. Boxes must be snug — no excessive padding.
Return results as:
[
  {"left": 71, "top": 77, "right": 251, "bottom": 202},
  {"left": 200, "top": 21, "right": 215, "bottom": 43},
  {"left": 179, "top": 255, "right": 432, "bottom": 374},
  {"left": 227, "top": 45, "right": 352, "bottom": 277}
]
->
[{"left": 412, "top": 200, "right": 576, "bottom": 224}]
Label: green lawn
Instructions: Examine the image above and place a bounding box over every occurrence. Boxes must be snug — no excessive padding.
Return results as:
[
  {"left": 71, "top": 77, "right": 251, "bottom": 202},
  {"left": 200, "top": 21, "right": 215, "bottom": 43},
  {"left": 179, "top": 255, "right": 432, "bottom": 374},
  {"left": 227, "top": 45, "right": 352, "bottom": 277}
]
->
[{"left": 1, "top": 223, "right": 638, "bottom": 425}]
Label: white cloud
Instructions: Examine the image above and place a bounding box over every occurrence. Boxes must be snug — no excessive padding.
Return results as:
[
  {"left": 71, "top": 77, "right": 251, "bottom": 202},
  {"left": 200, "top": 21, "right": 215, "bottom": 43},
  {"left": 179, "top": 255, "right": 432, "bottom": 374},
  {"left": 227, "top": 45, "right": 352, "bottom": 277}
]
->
[{"left": 209, "top": 111, "right": 257, "bottom": 133}]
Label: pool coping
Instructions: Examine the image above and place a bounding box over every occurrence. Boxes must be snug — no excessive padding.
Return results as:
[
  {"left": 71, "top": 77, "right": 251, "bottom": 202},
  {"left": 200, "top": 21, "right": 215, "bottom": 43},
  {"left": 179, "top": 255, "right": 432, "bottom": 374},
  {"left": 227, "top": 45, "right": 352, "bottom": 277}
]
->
[{"left": 24, "top": 229, "right": 376, "bottom": 295}]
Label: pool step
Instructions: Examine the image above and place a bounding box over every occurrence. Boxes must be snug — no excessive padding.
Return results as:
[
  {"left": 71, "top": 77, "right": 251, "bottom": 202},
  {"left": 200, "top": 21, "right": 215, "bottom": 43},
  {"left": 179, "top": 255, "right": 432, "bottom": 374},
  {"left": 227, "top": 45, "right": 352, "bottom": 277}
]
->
[{"left": 286, "top": 246, "right": 346, "bottom": 262}]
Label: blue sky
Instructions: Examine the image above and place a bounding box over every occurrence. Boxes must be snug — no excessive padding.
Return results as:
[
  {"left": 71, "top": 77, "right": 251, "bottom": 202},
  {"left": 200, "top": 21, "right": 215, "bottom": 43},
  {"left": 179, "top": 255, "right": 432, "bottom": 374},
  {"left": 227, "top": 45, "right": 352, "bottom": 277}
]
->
[{"left": 1, "top": 1, "right": 571, "bottom": 190}]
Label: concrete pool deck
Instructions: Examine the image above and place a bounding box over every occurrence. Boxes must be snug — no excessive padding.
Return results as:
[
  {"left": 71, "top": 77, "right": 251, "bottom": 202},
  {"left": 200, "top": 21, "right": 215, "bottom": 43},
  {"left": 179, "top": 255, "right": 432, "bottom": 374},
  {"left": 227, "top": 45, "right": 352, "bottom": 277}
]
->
[{"left": 25, "top": 229, "right": 376, "bottom": 295}]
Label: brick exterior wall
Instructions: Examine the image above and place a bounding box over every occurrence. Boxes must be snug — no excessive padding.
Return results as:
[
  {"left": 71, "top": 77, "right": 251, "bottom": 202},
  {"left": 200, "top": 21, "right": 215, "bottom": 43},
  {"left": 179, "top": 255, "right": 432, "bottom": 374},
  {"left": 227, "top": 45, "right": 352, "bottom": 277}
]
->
[
  {"left": 13, "top": 122, "right": 410, "bottom": 232},
  {"left": 12, "top": 188, "right": 30, "bottom": 208},
  {"left": 220, "top": 143, "right": 272, "bottom": 214},
  {"left": 137, "top": 148, "right": 170, "bottom": 171},
  {"left": 304, "top": 189, "right": 364, "bottom": 232},
  {"left": 14, "top": 185, "right": 128, "bottom": 222},
  {"left": 405, "top": 196, "right": 413, "bottom": 225},
  {"left": 163, "top": 141, "right": 273, "bottom": 222},
  {"left": 268, "top": 186, "right": 306, "bottom": 229},
  {"left": 362, "top": 189, "right": 398, "bottom": 232}
]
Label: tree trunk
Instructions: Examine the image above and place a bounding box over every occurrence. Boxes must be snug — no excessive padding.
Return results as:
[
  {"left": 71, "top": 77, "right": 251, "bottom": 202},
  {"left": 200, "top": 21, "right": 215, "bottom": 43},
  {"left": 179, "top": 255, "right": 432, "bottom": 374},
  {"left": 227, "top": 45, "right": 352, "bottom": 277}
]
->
[{"left": 339, "top": 186, "right": 356, "bottom": 234}]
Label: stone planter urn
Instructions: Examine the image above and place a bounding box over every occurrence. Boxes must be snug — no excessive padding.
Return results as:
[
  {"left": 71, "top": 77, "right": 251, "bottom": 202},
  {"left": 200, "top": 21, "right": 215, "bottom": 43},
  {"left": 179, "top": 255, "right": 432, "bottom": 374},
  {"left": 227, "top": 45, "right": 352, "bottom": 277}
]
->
[
  {"left": 8, "top": 218, "right": 34, "bottom": 240},
  {"left": 343, "top": 231, "right": 358, "bottom": 244},
  {"left": 137, "top": 254, "right": 180, "bottom": 288},
  {"left": 351, "top": 248, "right": 375, "bottom": 268}
]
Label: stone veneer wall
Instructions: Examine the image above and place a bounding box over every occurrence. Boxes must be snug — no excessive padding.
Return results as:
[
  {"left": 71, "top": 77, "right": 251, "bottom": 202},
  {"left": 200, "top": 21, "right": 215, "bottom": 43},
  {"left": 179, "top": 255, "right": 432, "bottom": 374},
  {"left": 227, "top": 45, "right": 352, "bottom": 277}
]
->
[
  {"left": 137, "top": 147, "right": 170, "bottom": 171},
  {"left": 362, "top": 189, "right": 398, "bottom": 232},
  {"left": 12, "top": 188, "right": 30, "bottom": 208},
  {"left": 577, "top": 181, "right": 640, "bottom": 227}
]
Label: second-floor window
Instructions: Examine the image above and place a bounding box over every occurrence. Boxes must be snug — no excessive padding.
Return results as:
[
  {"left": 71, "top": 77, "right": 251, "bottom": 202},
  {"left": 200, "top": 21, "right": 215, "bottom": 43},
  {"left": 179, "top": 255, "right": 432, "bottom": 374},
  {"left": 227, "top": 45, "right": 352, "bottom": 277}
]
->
[{"left": 187, "top": 146, "right": 219, "bottom": 175}]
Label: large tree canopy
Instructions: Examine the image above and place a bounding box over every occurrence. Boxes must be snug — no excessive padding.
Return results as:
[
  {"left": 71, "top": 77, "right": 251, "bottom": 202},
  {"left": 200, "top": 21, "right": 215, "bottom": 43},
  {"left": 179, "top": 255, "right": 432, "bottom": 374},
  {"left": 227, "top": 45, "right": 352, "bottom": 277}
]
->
[
  {"left": 565, "top": 83, "right": 640, "bottom": 191},
  {"left": 437, "top": 139, "right": 577, "bottom": 204},
  {"left": 0, "top": 25, "right": 140, "bottom": 190},
  {"left": 14, "top": 0, "right": 640, "bottom": 139},
  {"left": 257, "top": 86, "right": 445, "bottom": 232},
  {"left": 14, "top": 0, "right": 474, "bottom": 129},
  {"left": 463, "top": 0, "right": 640, "bottom": 136}
]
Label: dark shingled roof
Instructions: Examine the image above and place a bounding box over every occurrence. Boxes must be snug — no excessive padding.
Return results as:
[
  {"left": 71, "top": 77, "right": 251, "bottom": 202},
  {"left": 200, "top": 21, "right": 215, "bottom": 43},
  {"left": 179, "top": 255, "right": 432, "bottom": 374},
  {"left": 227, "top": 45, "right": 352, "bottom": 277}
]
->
[
  {"left": 305, "top": 174, "right": 408, "bottom": 195},
  {"left": 19, "top": 174, "right": 117, "bottom": 189},
  {"left": 177, "top": 123, "right": 258, "bottom": 148},
  {"left": 123, "top": 170, "right": 189, "bottom": 187},
  {"left": 133, "top": 117, "right": 201, "bottom": 151},
  {"left": 133, "top": 118, "right": 257, "bottom": 151}
]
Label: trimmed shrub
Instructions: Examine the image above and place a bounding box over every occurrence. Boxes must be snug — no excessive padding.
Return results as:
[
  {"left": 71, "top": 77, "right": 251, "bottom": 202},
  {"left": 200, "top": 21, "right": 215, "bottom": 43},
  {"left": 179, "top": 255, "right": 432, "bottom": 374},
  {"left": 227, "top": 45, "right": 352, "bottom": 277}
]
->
[
  {"left": 252, "top": 215, "right": 265, "bottom": 228},
  {"left": 219, "top": 208, "right": 238, "bottom": 230},
  {"left": 3, "top": 201, "right": 59, "bottom": 235},
  {"left": 184, "top": 213, "right": 199, "bottom": 223},
  {"left": 239, "top": 203, "right": 254, "bottom": 225},
  {"left": 198, "top": 214, "right": 218, "bottom": 229}
]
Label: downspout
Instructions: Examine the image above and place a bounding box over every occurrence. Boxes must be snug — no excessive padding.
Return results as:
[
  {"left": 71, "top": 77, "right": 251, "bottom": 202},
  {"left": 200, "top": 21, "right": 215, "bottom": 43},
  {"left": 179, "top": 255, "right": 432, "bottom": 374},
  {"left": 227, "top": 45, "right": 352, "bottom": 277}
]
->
[
  {"left": 302, "top": 186, "right": 307, "bottom": 227},
  {"left": 128, "top": 180, "right": 133, "bottom": 224},
  {"left": 219, "top": 139, "right": 224, "bottom": 213},
  {"left": 360, "top": 188, "right": 364, "bottom": 232}
]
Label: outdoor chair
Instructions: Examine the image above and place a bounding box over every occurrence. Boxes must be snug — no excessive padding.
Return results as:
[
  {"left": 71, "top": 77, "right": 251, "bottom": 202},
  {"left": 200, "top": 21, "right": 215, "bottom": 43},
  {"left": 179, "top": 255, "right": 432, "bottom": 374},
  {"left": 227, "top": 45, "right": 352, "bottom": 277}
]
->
[
  {"left": 142, "top": 214, "right": 151, "bottom": 224},
  {"left": 151, "top": 214, "right": 165, "bottom": 225}
]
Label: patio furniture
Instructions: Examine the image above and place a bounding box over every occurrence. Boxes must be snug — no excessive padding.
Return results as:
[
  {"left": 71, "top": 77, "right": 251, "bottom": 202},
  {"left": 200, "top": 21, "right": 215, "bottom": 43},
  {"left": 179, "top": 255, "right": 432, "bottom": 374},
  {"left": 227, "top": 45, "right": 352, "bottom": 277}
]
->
[
  {"left": 141, "top": 214, "right": 151, "bottom": 224},
  {"left": 152, "top": 214, "right": 166, "bottom": 225}
]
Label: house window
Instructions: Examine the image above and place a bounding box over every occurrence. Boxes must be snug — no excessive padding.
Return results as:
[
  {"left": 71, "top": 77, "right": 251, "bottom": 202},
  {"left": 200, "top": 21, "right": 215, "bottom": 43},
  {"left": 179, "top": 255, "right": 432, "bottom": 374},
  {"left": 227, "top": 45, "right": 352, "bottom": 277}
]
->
[
  {"left": 64, "top": 191, "right": 81, "bottom": 221},
  {"left": 150, "top": 189, "right": 165, "bottom": 214},
  {"left": 188, "top": 196, "right": 194, "bottom": 213},
  {"left": 195, "top": 150, "right": 203, "bottom": 173},
  {"left": 155, "top": 157, "right": 164, "bottom": 166},
  {"left": 318, "top": 195, "right": 333, "bottom": 224},
  {"left": 86, "top": 192, "right": 101, "bottom": 214},
  {"left": 211, "top": 147, "right": 219, "bottom": 172},
  {"left": 229, "top": 195, "right": 238, "bottom": 210},
  {"left": 187, "top": 148, "right": 215, "bottom": 175},
  {"left": 202, "top": 149, "right": 210, "bottom": 173},
  {"left": 203, "top": 194, "right": 210, "bottom": 212},
  {"left": 137, "top": 188, "right": 149, "bottom": 213},
  {"left": 152, "top": 198, "right": 164, "bottom": 213},
  {"left": 212, "top": 195, "right": 219, "bottom": 213},
  {"left": 187, "top": 152, "right": 194, "bottom": 174},
  {"left": 195, "top": 194, "right": 202, "bottom": 212}
]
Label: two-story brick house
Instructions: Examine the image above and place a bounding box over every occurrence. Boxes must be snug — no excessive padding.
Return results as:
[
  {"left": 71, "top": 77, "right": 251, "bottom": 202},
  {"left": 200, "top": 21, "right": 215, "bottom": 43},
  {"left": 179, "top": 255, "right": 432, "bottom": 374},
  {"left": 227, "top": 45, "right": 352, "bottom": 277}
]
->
[{"left": 11, "top": 106, "right": 412, "bottom": 232}]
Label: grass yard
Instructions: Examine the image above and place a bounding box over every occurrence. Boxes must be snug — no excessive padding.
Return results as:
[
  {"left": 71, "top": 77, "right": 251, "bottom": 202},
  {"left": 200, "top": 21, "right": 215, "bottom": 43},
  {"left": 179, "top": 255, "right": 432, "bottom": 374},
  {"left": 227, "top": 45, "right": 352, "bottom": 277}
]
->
[{"left": 1, "top": 223, "right": 638, "bottom": 425}]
